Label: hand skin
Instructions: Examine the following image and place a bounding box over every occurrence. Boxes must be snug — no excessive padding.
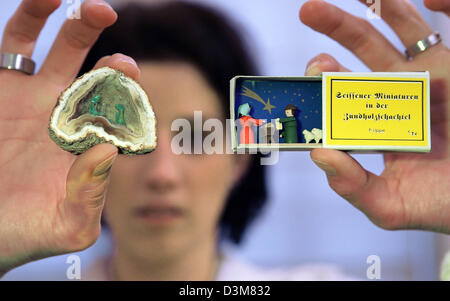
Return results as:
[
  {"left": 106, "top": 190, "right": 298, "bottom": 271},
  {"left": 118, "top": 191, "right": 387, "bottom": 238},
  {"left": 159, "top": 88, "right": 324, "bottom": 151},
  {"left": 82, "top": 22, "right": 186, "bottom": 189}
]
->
[
  {"left": 300, "top": 0, "right": 450, "bottom": 233},
  {"left": 0, "top": 0, "right": 140, "bottom": 276}
]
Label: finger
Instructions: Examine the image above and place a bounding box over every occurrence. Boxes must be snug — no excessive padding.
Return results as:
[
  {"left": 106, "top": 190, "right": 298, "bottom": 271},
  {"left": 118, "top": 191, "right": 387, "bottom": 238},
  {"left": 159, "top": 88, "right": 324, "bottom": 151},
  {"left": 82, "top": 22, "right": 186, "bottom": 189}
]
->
[
  {"left": 305, "top": 53, "right": 351, "bottom": 76},
  {"left": 39, "top": 0, "right": 117, "bottom": 86},
  {"left": 93, "top": 53, "right": 141, "bottom": 81},
  {"left": 310, "top": 148, "right": 406, "bottom": 230},
  {"left": 300, "top": 0, "right": 404, "bottom": 71},
  {"left": 359, "top": 0, "right": 441, "bottom": 50},
  {"left": 0, "top": 0, "right": 61, "bottom": 57},
  {"left": 424, "top": 0, "right": 450, "bottom": 17},
  {"left": 63, "top": 143, "right": 118, "bottom": 249}
]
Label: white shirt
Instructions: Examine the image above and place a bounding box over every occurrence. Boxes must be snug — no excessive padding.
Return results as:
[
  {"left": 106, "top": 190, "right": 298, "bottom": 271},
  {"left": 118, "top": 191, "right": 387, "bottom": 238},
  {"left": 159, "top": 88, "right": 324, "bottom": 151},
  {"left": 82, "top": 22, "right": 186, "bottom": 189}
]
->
[{"left": 83, "top": 248, "right": 356, "bottom": 281}]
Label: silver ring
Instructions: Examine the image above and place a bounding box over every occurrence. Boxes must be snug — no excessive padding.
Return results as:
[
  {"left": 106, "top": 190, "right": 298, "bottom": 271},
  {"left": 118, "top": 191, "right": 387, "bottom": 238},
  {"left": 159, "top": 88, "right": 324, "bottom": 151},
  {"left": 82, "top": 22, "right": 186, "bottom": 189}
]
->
[
  {"left": 405, "top": 32, "right": 442, "bottom": 61},
  {"left": 0, "top": 53, "right": 36, "bottom": 75}
]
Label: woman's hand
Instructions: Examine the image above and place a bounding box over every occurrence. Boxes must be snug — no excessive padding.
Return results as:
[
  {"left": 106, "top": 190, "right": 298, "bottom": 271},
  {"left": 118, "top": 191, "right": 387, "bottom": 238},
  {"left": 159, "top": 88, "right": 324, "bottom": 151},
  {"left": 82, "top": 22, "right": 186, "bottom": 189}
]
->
[
  {"left": 0, "top": 0, "right": 140, "bottom": 276},
  {"left": 300, "top": 0, "right": 450, "bottom": 233}
]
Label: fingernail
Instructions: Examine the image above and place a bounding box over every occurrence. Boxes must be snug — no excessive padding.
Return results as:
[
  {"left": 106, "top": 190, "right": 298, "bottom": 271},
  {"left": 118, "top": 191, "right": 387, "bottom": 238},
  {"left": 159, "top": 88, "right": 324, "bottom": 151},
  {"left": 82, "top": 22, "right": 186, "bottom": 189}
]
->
[
  {"left": 312, "top": 159, "right": 337, "bottom": 176},
  {"left": 118, "top": 55, "right": 137, "bottom": 66},
  {"left": 97, "top": 0, "right": 113, "bottom": 11},
  {"left": 305, "top": 61, "right": 322, "bottom": 76},
  {"left": 92, "top": 153, "right": 117, "bottom": 177}
]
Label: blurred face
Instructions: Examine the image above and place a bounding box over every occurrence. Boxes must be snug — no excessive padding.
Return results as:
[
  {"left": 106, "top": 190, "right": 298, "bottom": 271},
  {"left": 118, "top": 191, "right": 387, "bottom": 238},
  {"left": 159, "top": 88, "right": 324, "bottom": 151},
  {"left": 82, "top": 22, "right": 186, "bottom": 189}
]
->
[{"left": 104, "top": 62, "right": 247, "bottom": 261}]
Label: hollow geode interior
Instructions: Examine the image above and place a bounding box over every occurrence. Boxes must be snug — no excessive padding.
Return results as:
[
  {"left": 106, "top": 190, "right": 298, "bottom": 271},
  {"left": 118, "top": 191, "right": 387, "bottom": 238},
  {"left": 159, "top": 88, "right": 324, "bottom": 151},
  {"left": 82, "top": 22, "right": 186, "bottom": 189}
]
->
[{"left": 49, "top": 67, "right": 157, "bottom": 155}]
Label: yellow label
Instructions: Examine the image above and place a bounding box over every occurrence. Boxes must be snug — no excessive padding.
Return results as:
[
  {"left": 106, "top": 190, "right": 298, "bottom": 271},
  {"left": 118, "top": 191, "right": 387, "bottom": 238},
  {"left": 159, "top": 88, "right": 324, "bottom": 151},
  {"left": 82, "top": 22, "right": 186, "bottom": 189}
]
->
[{"left": 325, "top": 75, "right": 428, "bottom": 148}]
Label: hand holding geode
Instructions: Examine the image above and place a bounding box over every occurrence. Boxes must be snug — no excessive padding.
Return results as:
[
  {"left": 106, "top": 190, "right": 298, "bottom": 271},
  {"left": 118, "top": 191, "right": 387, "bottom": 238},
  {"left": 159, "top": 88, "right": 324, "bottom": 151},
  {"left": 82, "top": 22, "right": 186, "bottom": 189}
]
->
[{"left": 49, "top": 67, "right": 157, "bottom": 155}]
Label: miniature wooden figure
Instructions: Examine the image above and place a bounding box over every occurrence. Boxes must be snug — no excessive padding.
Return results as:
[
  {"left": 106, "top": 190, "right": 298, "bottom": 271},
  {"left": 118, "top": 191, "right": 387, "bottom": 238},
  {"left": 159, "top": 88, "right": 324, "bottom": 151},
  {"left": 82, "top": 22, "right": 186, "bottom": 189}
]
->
[
  {"left": 276, "top": 104, "right": 299, "bottom": 143},
  {"left": 236, "top": 103, "right": 265, "bottom": 144},
  {"left": 303, "top": 128, "right": 322, "bottom": 143}
]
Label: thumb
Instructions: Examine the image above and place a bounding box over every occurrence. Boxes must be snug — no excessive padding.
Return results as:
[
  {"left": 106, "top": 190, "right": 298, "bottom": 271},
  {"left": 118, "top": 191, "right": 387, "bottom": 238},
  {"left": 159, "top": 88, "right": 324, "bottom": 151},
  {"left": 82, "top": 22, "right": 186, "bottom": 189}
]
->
[
  {"left": 310, "top": 149, "right": 404, "bottom": 230},
  {"left": 305, "top": 53, "right": 351, "bottom": 76},
  {"left": 62, "top": 143, "right": 118, "bottom": 249}
]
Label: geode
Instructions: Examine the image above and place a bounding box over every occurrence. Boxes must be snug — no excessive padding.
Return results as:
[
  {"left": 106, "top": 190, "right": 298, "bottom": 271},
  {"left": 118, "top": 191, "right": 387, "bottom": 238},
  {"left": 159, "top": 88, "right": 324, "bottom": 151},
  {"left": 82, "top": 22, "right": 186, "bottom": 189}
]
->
[{"left": 49, "top": 67, "right": 157, "bottom": 155}]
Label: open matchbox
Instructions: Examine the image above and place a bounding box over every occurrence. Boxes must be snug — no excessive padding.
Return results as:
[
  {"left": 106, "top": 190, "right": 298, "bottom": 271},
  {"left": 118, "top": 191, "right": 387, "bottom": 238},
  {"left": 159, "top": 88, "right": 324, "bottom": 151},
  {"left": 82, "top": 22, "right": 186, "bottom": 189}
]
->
[{"left": 230, "top": 72, "right": 430, "bottom": 153}]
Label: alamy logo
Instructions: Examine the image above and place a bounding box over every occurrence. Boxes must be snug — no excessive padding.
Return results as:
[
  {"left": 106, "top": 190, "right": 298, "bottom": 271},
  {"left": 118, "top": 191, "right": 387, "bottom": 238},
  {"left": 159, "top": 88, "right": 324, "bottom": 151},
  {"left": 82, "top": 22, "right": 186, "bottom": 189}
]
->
[
  {"left": 366, "top": 0, "right": 381, "bottom": 20},
  {"left": 170, "top": 111, "right": 280, "bottom": 166},
  {"left": 366, "top": 255, "right": 381, "bottom": 280},
  {"left": 66, "top": 255, "right": 81, "bottom": 280},
  {"left": 66, "top": 0, "right": 81, "bottom": 20}
]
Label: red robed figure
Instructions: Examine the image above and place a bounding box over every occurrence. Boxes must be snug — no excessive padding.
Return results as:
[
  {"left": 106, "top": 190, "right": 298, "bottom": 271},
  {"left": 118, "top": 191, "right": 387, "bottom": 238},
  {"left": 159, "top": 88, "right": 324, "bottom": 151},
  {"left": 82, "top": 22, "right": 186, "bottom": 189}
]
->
[{"left": 238, "top": 115, "right": 264, "bottom": 144}]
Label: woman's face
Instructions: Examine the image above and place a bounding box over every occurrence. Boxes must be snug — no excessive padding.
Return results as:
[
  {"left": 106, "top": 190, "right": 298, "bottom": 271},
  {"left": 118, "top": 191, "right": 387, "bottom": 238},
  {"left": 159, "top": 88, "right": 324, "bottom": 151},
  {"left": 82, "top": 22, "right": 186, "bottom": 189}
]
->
[{"left": 104, "top": 62, "right": 247, "bottom": 261}]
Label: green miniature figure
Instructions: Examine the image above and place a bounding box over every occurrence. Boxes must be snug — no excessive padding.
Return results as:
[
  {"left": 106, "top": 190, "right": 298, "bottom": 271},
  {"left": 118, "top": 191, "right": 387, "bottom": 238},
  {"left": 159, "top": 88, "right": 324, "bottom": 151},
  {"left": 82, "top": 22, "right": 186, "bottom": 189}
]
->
[
  {"left": 115, "top": 103, "right": 125, "bottom": 125},
  {"left": 89, "top": 95, "right": 101, "bottom": 116},
  {"left": 277, "top": 104, "right": 298, "bottom": 143}
]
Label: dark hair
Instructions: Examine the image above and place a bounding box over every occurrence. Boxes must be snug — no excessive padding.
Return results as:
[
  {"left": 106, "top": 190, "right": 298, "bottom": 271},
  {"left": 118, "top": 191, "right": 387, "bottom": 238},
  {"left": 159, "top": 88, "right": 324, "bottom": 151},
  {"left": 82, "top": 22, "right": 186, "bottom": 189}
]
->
[
  {"left": 284, "top": 104, "right": 298, "bottom": 115},
  {"left": 79, "top": 1, "right": 267, "bottom": 244}
]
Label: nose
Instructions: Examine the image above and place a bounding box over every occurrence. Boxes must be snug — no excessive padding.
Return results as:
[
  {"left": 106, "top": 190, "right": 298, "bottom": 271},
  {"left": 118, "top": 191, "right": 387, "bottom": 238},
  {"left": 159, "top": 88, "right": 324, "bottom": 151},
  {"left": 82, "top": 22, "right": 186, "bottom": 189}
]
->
[{"left": 141, "top": 129, "right": 182, "bottom": 194}]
